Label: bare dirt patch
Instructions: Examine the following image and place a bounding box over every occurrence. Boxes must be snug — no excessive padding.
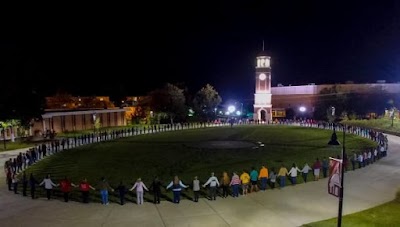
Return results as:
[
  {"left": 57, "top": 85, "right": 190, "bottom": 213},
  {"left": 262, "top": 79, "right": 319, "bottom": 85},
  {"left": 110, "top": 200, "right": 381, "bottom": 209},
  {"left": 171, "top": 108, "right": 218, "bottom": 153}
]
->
[{"left": 187, "top": 140, "right": 256, "bottom": 149}]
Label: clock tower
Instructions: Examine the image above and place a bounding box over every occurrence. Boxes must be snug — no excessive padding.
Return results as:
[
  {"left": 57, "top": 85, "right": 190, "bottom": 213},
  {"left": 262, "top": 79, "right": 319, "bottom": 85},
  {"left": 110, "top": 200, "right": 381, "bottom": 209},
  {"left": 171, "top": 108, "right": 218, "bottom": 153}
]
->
[{"left": 254, "top": 51, "right": 272, "bottom": 122}]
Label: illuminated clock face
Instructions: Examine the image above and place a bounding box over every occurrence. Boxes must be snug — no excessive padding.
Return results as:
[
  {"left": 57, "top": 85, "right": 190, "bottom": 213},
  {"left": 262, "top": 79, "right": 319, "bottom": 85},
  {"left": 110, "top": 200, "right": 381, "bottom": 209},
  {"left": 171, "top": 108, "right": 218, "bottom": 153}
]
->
[{"left": 259, "top": 73, "right": 266, "bottom": 80}]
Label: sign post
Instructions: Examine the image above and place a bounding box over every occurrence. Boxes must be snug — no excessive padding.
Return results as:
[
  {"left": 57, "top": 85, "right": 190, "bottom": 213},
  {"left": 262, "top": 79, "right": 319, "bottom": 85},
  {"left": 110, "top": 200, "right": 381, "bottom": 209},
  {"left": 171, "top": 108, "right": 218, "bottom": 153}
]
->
[{"left": 328, "top": 127, "right": 346, "bottom": 227}]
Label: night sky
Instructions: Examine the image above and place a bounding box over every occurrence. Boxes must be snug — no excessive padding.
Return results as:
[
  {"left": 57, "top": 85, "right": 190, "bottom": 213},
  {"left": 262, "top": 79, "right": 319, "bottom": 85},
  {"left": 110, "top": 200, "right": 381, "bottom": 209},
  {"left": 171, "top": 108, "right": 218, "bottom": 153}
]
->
[{"left": 2, "top": 1, "right": 400, "bottom": 104}]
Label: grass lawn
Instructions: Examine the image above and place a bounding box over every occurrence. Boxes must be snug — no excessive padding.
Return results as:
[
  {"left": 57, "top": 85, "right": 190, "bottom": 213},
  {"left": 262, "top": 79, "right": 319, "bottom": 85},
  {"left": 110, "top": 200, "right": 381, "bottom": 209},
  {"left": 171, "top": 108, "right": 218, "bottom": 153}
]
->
[
  {"left": 343, "top": 118, "right": 400, "bottom": 136},
  {"left": 23, "top": 125, "right": 376, "bottom": 203},
  {"left": 303, "top": 200, "right": 400, "bottom": 227},
  {"left": 56, "top": 125, "right": 138, "bottom": 137},
  {"left": 0, "top": 140, "right": 34, "bottom": 152}
]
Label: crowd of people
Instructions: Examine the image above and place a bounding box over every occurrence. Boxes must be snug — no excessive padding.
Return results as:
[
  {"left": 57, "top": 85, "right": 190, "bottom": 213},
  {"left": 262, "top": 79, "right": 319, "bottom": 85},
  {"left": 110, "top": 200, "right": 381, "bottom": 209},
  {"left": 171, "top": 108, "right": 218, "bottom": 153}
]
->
[{"left": 3, "top": 120, "right": 389, "bottom": 205}]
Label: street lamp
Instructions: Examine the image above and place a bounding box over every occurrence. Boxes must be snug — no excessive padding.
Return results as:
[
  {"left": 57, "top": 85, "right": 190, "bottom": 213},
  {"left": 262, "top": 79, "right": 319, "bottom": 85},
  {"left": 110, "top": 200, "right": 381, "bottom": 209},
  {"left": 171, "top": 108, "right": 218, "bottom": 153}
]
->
[
  {"left": 390, "top": 108, "right": 395, "bottom": 127},
  {"left": 227, "top": 105, "right": 236, "bottom": 113},
  {"left": 92, "top": 113, "right": 97, "bottom": 133},
  {"left": 0, "top": 126, "right": 5, "bottom": 150},
  {"left": 299, "top": 106, "right": 306, "bottom": 112},
  {"left": 328, "top": 106, "right": 339, "bottom": 145},
  {"left": 337, "top": 125, "right": 346, "bottom": 227}
]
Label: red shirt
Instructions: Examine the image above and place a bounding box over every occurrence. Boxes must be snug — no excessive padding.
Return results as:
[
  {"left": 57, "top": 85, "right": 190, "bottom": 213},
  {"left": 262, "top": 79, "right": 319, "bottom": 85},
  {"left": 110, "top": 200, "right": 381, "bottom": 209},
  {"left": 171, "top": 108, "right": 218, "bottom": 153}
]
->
[
  {"left": 80, "top": 182, "right": 90, "bottom": 192},
  {"left": 60, "top": 180, "right": 71, "bottom": 193}
]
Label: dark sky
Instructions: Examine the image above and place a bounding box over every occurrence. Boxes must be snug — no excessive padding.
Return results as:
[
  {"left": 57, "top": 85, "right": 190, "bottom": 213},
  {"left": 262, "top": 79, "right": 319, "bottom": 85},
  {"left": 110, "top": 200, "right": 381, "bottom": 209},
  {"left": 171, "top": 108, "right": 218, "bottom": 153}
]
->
[{"left": 2, "top": 1, "right": 400, "bottom": 104}]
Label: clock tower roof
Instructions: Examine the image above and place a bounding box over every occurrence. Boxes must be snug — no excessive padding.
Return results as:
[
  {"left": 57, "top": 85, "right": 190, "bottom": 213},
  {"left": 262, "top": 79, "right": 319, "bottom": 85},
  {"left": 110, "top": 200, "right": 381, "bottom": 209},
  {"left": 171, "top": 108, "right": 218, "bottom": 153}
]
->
[{"left": 257, "top": 50, "right": 270, "bottom": 57}]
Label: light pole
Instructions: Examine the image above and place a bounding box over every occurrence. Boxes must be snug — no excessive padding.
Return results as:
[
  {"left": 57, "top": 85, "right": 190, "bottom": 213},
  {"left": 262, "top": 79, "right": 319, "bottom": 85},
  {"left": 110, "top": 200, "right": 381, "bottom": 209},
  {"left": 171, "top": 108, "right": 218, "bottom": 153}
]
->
[
  {"left": 390, "top": 108, "right": 395, "bottom": 127},
  {"left": 92, "top": 113, "right": 97, "bottom": 133},
  {"left": 328, "top": 106, "right": 340, "bottom": 145},
  {"left": 1, "top": 127, "right": 6, "bottom": 150},
  {"left": 337, "top": 124, "right": 346, "bottom": 227}
]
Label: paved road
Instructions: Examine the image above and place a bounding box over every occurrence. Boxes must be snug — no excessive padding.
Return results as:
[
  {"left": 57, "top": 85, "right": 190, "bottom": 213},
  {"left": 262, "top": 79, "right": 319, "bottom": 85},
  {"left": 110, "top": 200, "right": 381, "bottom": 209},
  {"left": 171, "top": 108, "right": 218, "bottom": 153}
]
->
[{"left": 0, "top": 132, "right": 399, "bottom": 227}]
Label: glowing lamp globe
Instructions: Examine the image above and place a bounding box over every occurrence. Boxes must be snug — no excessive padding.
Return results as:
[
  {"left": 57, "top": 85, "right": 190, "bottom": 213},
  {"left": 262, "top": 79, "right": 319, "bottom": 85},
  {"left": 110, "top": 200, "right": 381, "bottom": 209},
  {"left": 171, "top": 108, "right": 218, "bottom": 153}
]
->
[{"left": 228, "top": 105, "right": 236, "bottom": 113}]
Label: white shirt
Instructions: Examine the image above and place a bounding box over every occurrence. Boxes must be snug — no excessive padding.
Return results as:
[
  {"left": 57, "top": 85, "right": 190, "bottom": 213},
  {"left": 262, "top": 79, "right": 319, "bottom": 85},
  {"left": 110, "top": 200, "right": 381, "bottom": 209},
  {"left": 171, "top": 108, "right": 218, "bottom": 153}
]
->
[
  {"left": 40, "top": 178, "right": 57, "bottom": 189},
  {"left": 288, "top": 167, "right": 301, "bottom": 177},
  {"left": 301, "top": 165, "right": 312, "bottom": 174},
  {"left": 203, "top": 176, "right": 220, "bottom": 187}
]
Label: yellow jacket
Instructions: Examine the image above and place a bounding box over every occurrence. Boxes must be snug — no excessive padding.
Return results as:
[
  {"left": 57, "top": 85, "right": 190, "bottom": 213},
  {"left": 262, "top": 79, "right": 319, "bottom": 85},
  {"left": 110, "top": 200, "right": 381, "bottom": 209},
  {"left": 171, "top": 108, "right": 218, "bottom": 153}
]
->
[
  {"left": 278, "top": 167, "right": 288, "bottom": 177},
  {"left": 240, "top": 172, "right": 250, "bottom": 184}
]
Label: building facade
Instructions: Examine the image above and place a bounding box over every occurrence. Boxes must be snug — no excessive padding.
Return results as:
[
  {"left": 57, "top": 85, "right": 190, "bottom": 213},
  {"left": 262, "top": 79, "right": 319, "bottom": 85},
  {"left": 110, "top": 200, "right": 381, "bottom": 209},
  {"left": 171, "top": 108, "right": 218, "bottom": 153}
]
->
[
  {"left": 271, "top": 82, "right": 400, "bottom": 118},
  {"left": 31, "top": 109, "right": 126, "bottom": 135}
]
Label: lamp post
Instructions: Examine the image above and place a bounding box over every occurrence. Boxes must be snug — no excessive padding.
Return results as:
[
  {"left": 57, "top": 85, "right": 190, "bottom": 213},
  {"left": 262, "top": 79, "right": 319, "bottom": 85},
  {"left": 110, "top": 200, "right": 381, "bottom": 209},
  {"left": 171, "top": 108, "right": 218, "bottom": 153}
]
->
[
  {"left": 338, "top": 125, "right": 346, "bottom": 227},
  {"left": 328, "top": 106, "right": 340, "bottom": 145},
  {"left": 92, "top": 113, "right": 97, "bottom": 133},
  {"left": 1, "top": 127, "right": 6, "bottom": 150},
  {"left": 390, "top": 108, "right": 395, "bottom": 127},
  {"left": 331, "top": 107, "right": 336, "bottom": 133}
]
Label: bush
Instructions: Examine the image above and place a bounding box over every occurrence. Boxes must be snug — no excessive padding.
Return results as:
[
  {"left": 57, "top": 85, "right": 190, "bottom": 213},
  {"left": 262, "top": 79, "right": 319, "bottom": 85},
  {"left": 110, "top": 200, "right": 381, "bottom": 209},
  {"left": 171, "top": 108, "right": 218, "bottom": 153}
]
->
[{"left": 396, "top": 189, "right": 400, "bottom": 203}]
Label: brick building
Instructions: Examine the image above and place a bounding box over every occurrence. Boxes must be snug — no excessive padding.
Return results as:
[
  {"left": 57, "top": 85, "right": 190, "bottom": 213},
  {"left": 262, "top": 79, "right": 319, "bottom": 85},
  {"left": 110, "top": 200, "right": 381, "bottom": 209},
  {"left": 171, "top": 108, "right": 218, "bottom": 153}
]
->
[
  {"left": 30, "top": 95, "right": 126, "bottom": 135},
  {"left": 271, "top": 82, "right": 400, "bottom": 118}
]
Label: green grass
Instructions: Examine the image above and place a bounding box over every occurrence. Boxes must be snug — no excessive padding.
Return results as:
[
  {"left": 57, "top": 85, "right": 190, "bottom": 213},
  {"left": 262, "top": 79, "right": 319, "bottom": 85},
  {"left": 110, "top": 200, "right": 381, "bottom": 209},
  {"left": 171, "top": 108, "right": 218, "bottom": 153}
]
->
[
  {"left": 343, "top": 118, "right": 400, "bottom": 136},
  {"left": 303, "top": 200, "right": 400, "bottom": 227},
  {"left": 56, "top": 125, "right": 138, "bottom": 137},
  {"left": 23, "top": 125, "right": 376, "bottom": 203},
  {"left": 0, "top": 140, "right": 34, "bottom": 152}
]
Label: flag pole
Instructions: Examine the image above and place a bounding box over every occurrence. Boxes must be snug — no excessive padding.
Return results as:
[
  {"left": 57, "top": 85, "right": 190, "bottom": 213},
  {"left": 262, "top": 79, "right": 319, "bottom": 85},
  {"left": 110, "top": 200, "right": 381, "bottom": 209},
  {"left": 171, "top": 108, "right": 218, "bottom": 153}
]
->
[{"left": 338, "top": 125, "right": 345, "bottom": 227}]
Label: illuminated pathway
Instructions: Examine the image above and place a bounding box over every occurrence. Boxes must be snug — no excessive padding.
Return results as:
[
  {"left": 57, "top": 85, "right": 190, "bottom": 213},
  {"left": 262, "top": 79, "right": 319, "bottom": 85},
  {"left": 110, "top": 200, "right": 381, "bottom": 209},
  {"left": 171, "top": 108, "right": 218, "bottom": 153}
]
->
[{"left": 0, "top": 132, "right": 399, "bottom": 227}]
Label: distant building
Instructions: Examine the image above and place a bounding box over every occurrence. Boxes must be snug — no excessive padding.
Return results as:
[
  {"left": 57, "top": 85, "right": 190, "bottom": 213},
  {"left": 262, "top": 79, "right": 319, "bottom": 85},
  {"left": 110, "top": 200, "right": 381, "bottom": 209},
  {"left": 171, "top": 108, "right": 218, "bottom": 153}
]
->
[
  {"left": 45, "top": 95, "right": 115, "bottom": 110},
  {"left": 31, "top": 109, "right": 126, "bottom": 135},
  {"left": 30, "top": 95, "right": 125, "bottom": 135},
  {"left": 271, "top": 82, "right": 400, "bottom": 118}
]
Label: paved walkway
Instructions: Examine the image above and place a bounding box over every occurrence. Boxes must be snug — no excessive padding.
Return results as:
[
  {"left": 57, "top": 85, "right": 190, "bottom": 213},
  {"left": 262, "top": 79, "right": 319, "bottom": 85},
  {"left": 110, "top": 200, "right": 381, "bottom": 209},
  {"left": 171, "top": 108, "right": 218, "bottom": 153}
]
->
[{"left": 0, "top": 133, "right": 399, "bottom": 227}]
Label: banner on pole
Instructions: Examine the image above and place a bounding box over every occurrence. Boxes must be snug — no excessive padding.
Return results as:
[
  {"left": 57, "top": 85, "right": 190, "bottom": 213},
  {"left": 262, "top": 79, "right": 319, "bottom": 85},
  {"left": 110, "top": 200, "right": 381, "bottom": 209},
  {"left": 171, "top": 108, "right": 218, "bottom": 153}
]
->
[{"left": 328, "top": 157, "right": 342, "bottom": 197}]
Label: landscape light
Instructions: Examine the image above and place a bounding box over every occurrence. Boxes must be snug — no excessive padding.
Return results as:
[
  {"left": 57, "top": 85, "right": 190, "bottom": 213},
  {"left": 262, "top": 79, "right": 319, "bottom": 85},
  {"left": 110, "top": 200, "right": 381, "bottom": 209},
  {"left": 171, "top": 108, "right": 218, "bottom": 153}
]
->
[
  {"left": 236, "top": 111, "right": 241, "bottom": 116},
  {"left": 299, "top": 106, "right": 306, "bottom": 112}
]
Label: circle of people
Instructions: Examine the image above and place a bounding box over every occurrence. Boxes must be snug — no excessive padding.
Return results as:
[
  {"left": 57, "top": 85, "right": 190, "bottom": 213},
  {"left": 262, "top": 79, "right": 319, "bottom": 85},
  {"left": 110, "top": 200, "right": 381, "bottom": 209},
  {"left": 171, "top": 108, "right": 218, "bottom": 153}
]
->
[
  {"left": 4, "top": 121, "right": 389, "bottom": 205},
  {"left": 6, "top": 141, "right": 387, "bottom": 206}
]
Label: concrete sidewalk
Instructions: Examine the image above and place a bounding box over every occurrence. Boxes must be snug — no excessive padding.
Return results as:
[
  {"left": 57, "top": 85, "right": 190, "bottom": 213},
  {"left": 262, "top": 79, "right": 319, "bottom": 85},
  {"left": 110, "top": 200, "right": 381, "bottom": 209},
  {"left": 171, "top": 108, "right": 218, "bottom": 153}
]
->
[{"left": 0, "top": 135, "right": 399, "bottom": 227}]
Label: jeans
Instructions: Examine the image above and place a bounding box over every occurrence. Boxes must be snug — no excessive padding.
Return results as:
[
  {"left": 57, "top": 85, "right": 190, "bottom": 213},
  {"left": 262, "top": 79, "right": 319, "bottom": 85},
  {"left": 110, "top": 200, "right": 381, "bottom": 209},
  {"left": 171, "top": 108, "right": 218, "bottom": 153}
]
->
[
  {"left": 260, "top": 177, "right": 267, "bottom": 190},
  {"left": 173, "top": 190, "right": 181, "bottom": 203},
  {"left": 154, "top": 190, "right": 161, "bottom": 204},
  {"left": 221, "top": 185, "right": 229, "bottom": 197},
  {"left": 291, "top": 177, "right": 297, "bottom": 185},
  {"left": 22, "top": 182, "right": 27, "bottom": 196},
  {"left": 136, "top": 191, "right": 144, "bottom": 204},
  {"left": 119, "top": 192, "right": 125, "bottom": 205},
  {"left": 209, "top": 186, "right": 217, "bottom": 200},
  {"left": 46, "top": 189, "right": 52, "bottom": 200},
  {"left": 280, "top": 176, "right": 286, "bottom": 188},
  {"left": 232, "top": 184, "right": 239, "bottom": 197},
  {"left": 194, "top": 191, "right": 199, "bottom": 202},
  {"left": 13, "top": 183, "right": 18, "bottom": 194},
  {"left": 302, "top": 173, "right": 308, "bottom": 183},
  {"left": 82, "top": 191, "right": 89, "bottom": 203},
  {"left": 322, "top": 167, "right": 328, "bottom": 178},
  {"left": 100, "top": 190, "right": 108, "bottom": 204},
  {"left": 63, "top": 192, "right": 69, "bottom": 202},
  {"left": 31, "top": 188, "right": 35, "bottom": 199}
]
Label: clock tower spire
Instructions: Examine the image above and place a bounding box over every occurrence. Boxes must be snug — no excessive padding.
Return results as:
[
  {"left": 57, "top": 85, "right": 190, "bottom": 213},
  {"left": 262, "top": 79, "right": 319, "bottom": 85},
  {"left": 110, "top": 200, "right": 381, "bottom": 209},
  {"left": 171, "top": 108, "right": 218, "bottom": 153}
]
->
[{"left": 253, "top": 49, "right": 272, "bottom": 123}]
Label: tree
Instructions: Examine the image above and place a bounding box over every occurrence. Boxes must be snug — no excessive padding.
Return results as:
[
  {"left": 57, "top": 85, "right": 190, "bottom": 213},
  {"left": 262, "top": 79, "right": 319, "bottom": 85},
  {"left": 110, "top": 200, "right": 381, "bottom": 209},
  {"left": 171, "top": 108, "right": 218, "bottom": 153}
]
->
[
  {"left": 314, "top": 85, "right": 347, "bottom": 121},
  {"left": 193, "top": 84, "right": 222, "bottom": 121},
  {"left": 149, "top": 83, "right": 186, "bottom": 124}
]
